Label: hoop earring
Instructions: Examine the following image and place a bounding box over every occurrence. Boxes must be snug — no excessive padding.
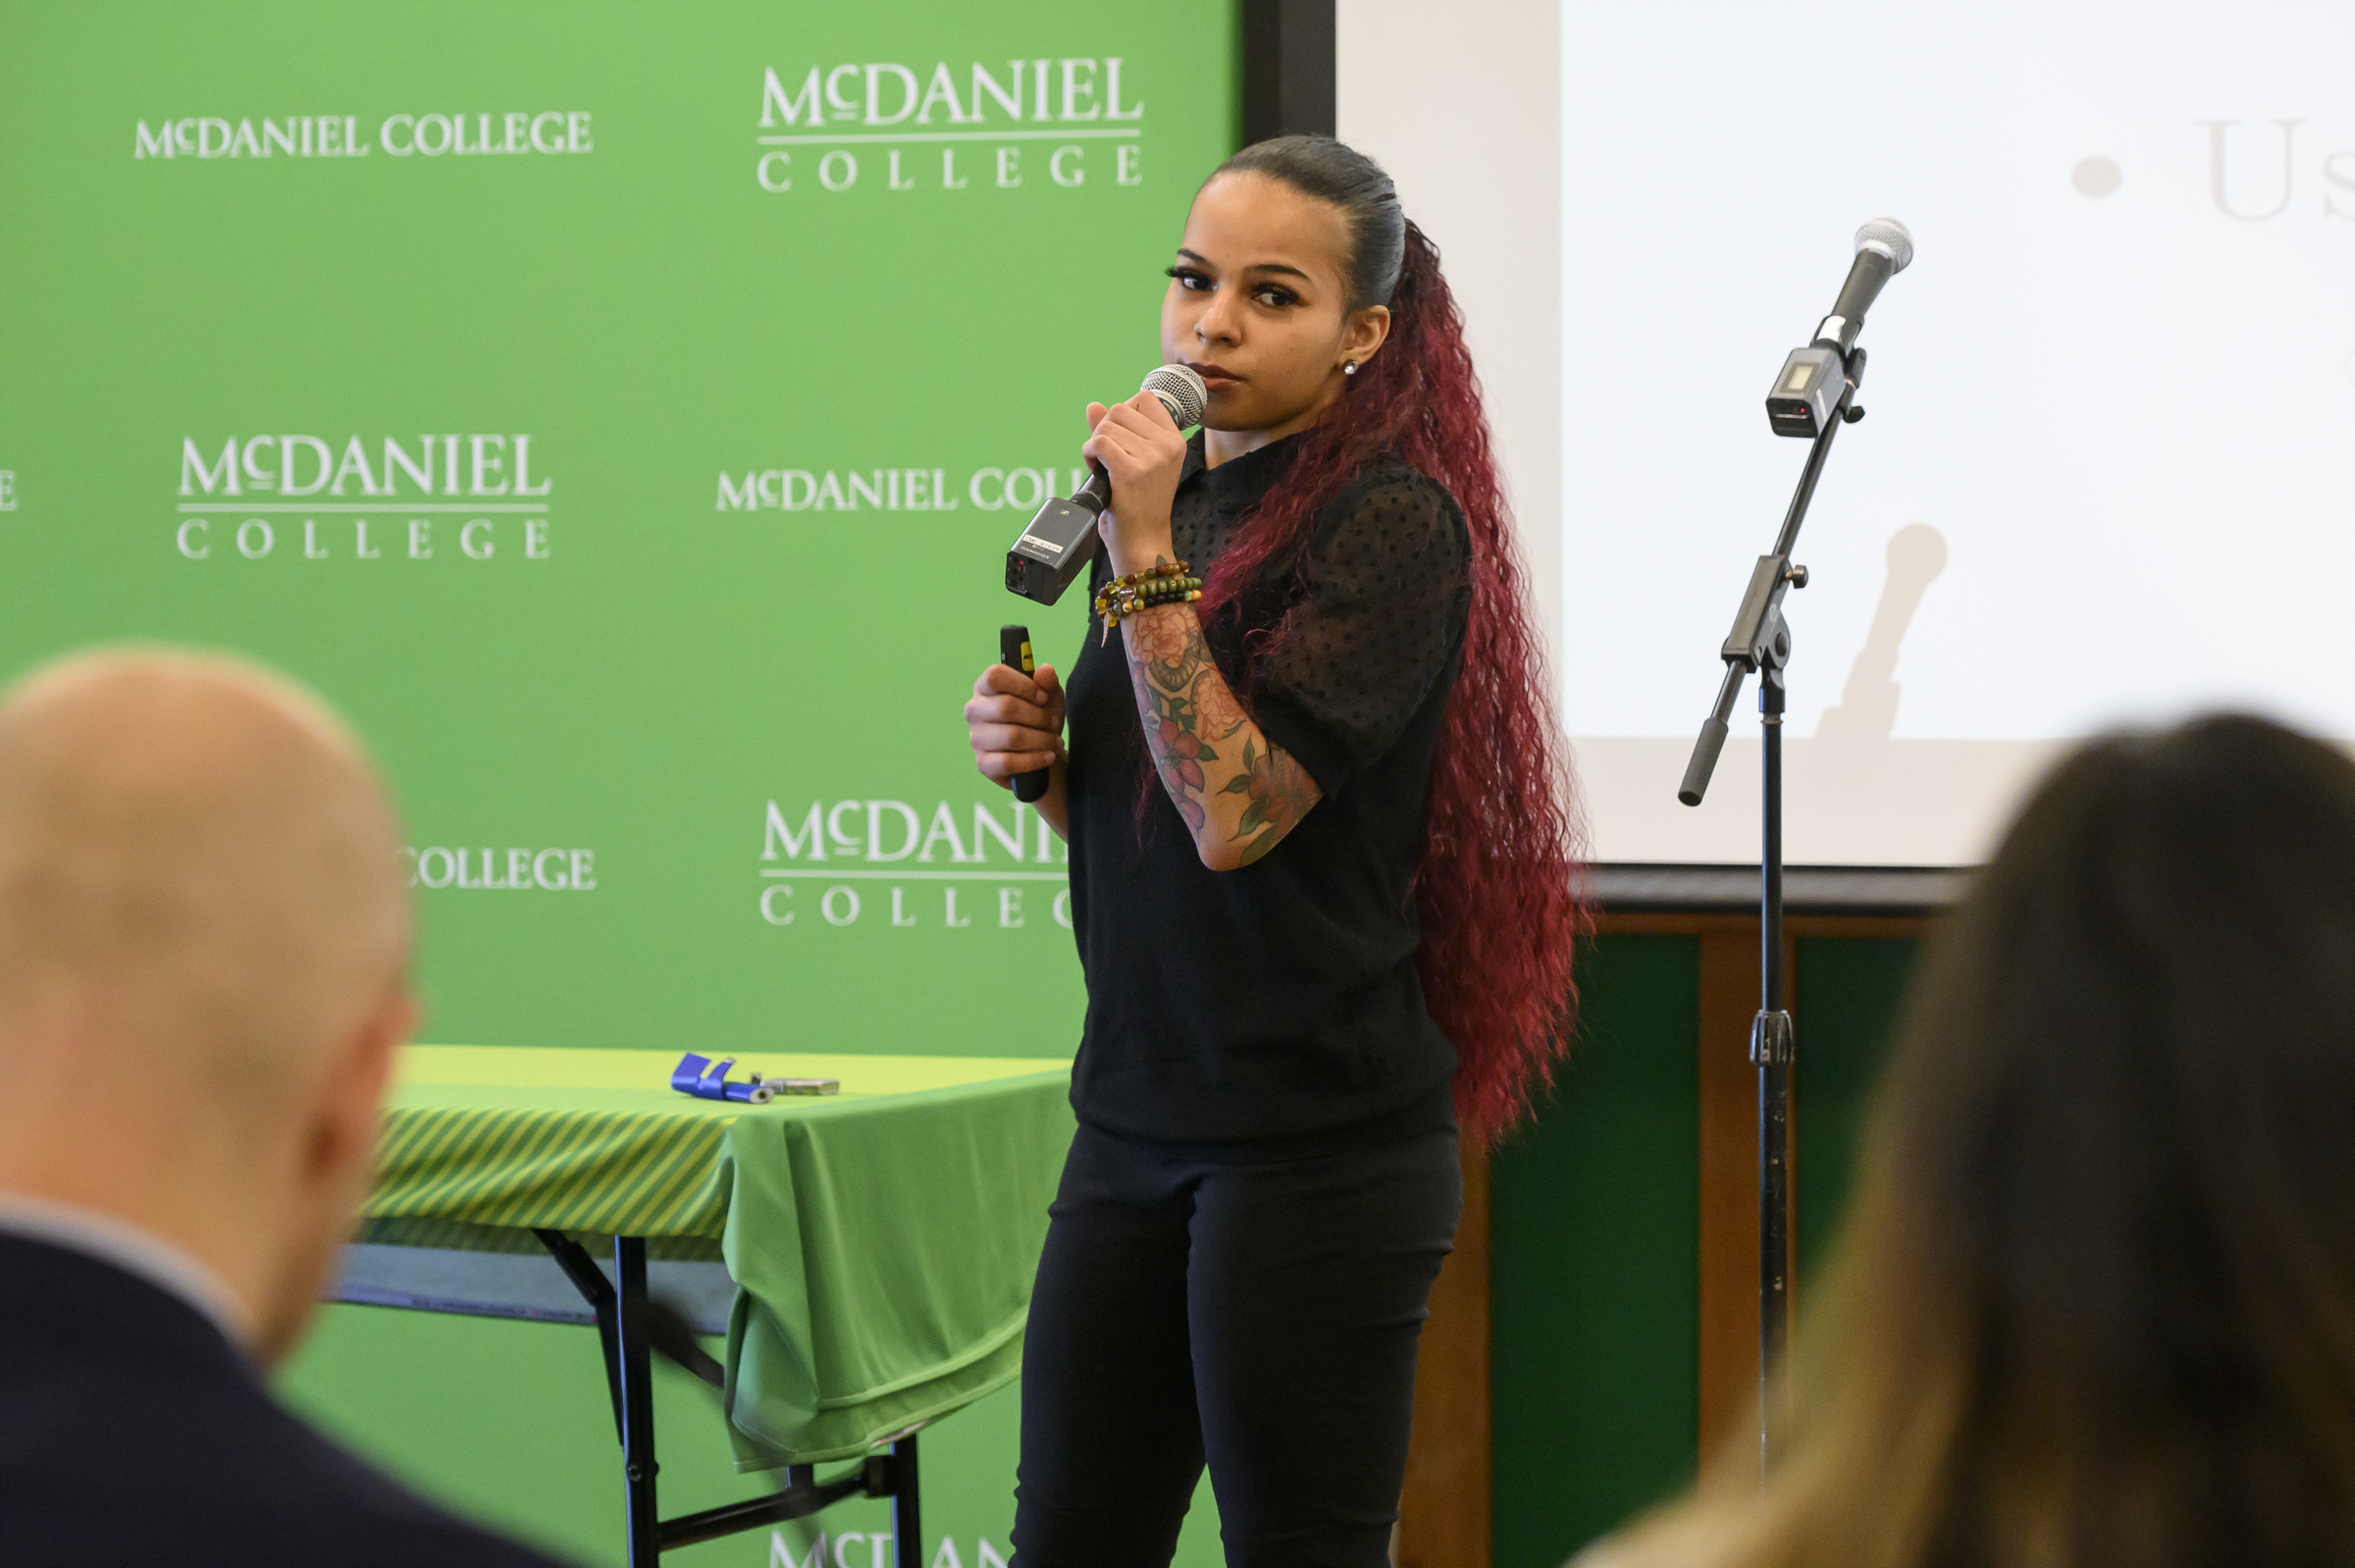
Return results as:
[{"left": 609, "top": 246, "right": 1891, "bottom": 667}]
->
[{"left": 1342, "top": 361, "right": 1358, "bottom": 377}]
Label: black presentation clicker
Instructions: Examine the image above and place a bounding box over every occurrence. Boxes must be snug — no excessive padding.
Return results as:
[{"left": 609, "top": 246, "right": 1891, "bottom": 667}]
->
[{"left": 998, "top": 625, "right": 1051, "bottom": 803}]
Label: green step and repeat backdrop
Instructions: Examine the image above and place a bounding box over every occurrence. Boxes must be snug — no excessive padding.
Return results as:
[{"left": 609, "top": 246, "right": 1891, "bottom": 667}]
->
[{"left": 0, "top": 4, "right": 1240, "bottom": 1563}]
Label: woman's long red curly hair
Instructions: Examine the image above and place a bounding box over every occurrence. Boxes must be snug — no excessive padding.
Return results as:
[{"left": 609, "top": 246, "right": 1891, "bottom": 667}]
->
[{"left": 1197, "top": 137, "right": 1591, "bottom": 1142}]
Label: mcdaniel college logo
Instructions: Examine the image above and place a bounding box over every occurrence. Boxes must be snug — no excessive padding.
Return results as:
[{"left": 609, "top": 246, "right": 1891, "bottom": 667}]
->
[
  {"left": 759, "top": 797, "right": 1071, "bottom": 931},
  {"left": 753, "top": 57, "right": 1146, "bottom": 194},
  {"left": 133, "top": 111, "right": 595, "bottom": 161},
  {"left": 173, "top": 432, "right": 554, "bottom": 565}
]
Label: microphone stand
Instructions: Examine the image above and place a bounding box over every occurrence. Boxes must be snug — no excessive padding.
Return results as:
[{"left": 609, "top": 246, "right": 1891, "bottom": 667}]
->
[{"left": 1677, "top": 346, "right": 1867, "bottom": 1482}]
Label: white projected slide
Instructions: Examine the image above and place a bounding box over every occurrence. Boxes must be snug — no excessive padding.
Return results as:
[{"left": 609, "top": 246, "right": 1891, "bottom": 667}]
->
[{"left": 1562, "top": 0, "right": 2355, "bottom": 864}]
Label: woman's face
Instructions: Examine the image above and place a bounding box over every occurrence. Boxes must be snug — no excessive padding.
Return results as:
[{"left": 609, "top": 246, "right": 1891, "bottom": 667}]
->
[{"left": 1161, "top": 172, "right": 1389, "bottom": 436}]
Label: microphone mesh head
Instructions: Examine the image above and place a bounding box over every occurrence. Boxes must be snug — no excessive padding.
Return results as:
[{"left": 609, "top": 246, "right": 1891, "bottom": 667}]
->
[
  {"left": 1142, "top": 363, "right": 1209, "bottom": 428},
  {"left": 1855, "top": 218, "right": 1914, "bottom": 272}
]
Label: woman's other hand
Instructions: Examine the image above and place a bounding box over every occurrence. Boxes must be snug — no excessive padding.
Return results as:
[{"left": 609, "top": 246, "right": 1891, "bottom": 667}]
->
[
  {"left": 967, "top": 660, "right": 1066, "bottom": 789},
  {"left": 1082, "top": 391, "right": 1189, "bottom": 576}
]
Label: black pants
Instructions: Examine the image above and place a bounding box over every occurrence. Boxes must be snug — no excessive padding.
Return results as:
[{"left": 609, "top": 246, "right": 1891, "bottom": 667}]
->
[{"left": 1011, "top": 1122, "right": 1462, "bottom": 1568}]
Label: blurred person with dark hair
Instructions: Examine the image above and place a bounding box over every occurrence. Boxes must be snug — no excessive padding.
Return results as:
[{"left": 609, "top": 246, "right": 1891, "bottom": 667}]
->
[
  {"left": 0, "top": 651, "right": 570, "bottom": 1567},
  {"left": 1589, "top": 713, "right": 2355, "bottom": 1568}
]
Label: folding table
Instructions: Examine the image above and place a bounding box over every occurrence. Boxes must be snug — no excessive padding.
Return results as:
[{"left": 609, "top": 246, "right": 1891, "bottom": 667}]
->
[{"left": 333, "top": 1046, "right": 1074, "bottom": 1567}]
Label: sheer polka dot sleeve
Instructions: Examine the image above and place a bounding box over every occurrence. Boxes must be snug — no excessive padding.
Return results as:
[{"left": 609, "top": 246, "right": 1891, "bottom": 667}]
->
[{"left": 1249, "top": 457, "right": 1472, "bottom": 797}]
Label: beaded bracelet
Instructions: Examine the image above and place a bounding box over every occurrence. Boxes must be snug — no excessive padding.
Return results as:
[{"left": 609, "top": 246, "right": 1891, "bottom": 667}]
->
[
  {"left": 1098, "top": 583, "right": 1202, "bottom": 643},
  {"left": 1095, "top": 575, "right": 1198, "bottom": 631},
  {"left": 1093, "top": 560, "right": 1194, "bottom": 638}
]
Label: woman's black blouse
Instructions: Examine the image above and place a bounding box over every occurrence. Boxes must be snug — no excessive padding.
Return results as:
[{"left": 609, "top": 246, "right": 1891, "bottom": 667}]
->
[{"left": 1062, "top": 432, "right": 1473, "bottom": 1156}]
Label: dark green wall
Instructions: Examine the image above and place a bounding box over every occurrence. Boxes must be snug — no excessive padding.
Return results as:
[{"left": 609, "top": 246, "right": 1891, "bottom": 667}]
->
[
  {"left": 1489, "top": 932, "right": 1920, "bottom": 1567},
  {"left": 1794, "top": 938, "right": 1919, "bottom": 1280},
  {"left": 1491, "top": 935, "right": 1700, "bottom": 1568}
]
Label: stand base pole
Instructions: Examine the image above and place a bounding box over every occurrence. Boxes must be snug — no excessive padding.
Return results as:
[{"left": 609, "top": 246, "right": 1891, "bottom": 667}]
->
[{"left": 1756, "top": 662, "right": 1792, "bottom": 1479}]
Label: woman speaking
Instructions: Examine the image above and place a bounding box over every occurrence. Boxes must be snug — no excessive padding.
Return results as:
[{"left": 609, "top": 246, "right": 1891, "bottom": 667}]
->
[{"left": 964, "top": 135, "right": 1585, "bottom": 1567}]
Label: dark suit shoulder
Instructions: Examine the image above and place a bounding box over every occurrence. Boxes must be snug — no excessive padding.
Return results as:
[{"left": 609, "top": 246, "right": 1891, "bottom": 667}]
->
[{"left": 0, "top": 1235, "right": 574, "bottom": 1568}]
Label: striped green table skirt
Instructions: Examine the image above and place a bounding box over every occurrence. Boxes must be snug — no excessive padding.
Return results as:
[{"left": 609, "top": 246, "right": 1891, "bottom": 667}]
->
[{"left": 356, "top": 1046, "right": 1075, "bottom": 1470}]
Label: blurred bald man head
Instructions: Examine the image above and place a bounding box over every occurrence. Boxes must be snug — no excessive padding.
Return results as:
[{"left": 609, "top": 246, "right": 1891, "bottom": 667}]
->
[{"left": 0, "top": 650, "right": 413, "bottom": 1365}]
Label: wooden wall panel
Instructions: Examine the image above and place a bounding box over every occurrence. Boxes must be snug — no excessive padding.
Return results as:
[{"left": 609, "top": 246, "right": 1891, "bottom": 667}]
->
[
  {"left": 1398, "top": 1137, "right": 1492, "bottom": 1568},
  {"left": 1697, "top": 926, "right": 1769, "bottom": 1459},
  {"left": 1602, "top": 915, "right": 1916, "bottom": 1462}
]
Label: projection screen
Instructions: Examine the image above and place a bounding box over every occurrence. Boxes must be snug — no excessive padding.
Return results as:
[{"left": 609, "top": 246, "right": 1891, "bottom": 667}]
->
[{"left": 1345, "top": 0, "right": 2355, "bottom": 865}]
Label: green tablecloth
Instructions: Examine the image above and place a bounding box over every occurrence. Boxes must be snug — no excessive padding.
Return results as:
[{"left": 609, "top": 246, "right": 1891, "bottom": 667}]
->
[{"left": 362, "top": 1046, "right": 1075, "bottom": 1469}]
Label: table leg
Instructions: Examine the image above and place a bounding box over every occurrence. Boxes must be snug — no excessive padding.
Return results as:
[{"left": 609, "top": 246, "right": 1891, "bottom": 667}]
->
[
  {"left": 536, "top": 1229, "right": 919, "bottom": 1562},
  {"left": 533, "top": 1228, "right": 623, "bottom": 1440},
  {"left": 615, "top": 1235, "right": 660, "bottom": 1568},
  {"left": 891, "top": 1435, "right": 921, "bottom": 1568}
]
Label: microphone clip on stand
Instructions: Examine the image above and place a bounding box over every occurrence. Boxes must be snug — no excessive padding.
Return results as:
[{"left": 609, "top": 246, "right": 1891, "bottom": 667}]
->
[{"left": 1677, "top": 345, "right": 1868, "bottom": 1480}]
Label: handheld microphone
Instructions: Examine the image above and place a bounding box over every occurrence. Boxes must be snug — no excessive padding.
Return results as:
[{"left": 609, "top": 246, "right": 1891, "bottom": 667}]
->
[
  {"left": 1765, "top": 219, "right": 1912, "bottom": 439},
  {"left": 1005, "top": 364, "right": 1210, "bottom": 604}
]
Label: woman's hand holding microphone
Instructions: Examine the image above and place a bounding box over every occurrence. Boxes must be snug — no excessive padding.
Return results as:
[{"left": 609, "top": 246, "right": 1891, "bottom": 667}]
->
[
  {"left": 1082, "top": 389, "right": 1191, "bottom": 575},
  {"left": 964, "top": 388, "right": 1190, "bottom": 840}
]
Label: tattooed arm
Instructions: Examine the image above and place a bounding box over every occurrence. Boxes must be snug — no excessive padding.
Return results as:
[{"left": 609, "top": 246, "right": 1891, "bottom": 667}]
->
[
  {"left": 1121, "top": 595, "right": 1321, "bottom": 870},
  {"left": 1076, "top": 389, "right": 1320, "bottom": 866}
]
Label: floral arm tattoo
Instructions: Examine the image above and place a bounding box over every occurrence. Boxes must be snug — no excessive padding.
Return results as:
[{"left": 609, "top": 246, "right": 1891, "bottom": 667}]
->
[{"left": 1121, "top": 591, "right": 1322, "bottom": 866}]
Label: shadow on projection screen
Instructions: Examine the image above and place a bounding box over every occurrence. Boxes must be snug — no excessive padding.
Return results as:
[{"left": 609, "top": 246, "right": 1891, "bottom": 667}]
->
[{"left": 1562, "top": 1, "right": 2355, "bottom": 865}]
